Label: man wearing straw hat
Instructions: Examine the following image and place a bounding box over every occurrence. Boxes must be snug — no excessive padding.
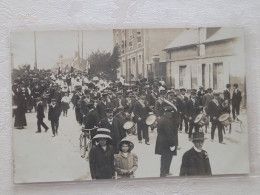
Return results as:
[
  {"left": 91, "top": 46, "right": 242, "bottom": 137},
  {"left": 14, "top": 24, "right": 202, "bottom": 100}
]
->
[
  {"left": 180, "top": 132, "right": 212, "bottom": 176},
  {"left": 89, "top": 131, "right": 115, "bottom": 180}
]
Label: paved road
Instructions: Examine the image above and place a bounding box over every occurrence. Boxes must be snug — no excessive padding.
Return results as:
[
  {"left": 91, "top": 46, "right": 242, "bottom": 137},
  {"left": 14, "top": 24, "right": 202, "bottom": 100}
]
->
[{"left": 13, "top": 107, "right": 249, "bottom": 183}]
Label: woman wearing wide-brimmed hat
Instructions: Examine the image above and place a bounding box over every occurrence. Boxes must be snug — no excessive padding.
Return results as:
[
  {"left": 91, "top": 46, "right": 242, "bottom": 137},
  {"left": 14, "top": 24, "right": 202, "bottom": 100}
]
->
[
  {"left": 114, "top": 139, "right": 138, "bottom": 179},
  {"left": 89, "top": 133, "right": 115, "bottom": 180}
]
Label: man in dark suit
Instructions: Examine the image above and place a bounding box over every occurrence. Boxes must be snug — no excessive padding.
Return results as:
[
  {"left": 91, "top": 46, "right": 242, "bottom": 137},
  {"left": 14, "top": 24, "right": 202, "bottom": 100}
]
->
[
  {"left": 224, "top": 84, "right": 231, "bottom": 103},
  {"left": 99, "top": 108, "right": 124, "bottom": 153},
  {"left": 96, "top": 93, "right": 112, "bottom": 120},
  {"left": 180, "top": 132, "right": 212, "bottom": 176},
  {"left": 35, "top": 97, "right": 49, "bottom": 133},
  {"left": 48, "top": 98, "right": 61, "bottom": 137},
  {"left": 112, "top": 91, "right": 127, "bottom": 114},
  {"left": 133, "top": 91, "right": 150, "bottom": 145},
  {"left": 177, "top": 88, "right": 188, "bottom": 133},
  {"left": 186, "top": 91, "right": 202, "bottom": 140},
  {"left": 197, "top": 86, "right": 206, "bottom": 106},
  {"left": 202, "top": 88, "right": 214, "bottom": 114},
  {"left": 155, "top": 106, "right": 179, "bottom": 177},
  {"left": 231, "top": 83, "right": 242, "bottom": 121},
  {"left": 83, "top": 102, "right": 99, "bottom": 139},
  {"left": 207, "top": 91, "right": 224, "bottom": 143}
]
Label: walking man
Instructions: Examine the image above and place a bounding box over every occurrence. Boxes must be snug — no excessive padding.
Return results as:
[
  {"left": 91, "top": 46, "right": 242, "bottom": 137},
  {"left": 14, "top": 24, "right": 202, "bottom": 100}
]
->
[
  {"left": 48, "top": 98, "right": 61, "bottom": 137},
  {"left": 35, "top": 97, "right": 49, "bottom": 133},
  {"left": 155, "top": 106, "right": 178, "bottom": 177}
]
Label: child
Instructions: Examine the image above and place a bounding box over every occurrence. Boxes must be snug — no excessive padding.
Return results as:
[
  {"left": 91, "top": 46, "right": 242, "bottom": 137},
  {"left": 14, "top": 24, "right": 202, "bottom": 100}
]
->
[{"left": 114, "top": 139, "right": 138, "bottom": 179}]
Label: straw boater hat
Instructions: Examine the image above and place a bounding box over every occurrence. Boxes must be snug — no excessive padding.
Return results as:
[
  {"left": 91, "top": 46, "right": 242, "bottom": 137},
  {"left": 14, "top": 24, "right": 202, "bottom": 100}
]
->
[
  {"left": 118, "top": 139, "right": 134, "bottom": 151},
  {"left": 96, "top": 128, "right": 111, "bottom": 135},
  {"left": 191, "top": 132, "right": 207, "bottom": 141},
  {"left": 92, "top": 134, "right": 112, "bottom": 141}
]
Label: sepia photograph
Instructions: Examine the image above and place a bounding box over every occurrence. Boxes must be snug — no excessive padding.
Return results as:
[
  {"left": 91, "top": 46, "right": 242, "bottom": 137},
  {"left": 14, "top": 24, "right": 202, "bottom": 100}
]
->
[{"left": 11, "top": 27, "right": 249, "bottom": 183}]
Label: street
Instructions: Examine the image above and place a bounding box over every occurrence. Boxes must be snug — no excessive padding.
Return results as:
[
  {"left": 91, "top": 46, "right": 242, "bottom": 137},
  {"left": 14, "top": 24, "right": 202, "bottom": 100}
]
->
[{"left": 13, "top": 106, "right": 249, "bottom": 183}]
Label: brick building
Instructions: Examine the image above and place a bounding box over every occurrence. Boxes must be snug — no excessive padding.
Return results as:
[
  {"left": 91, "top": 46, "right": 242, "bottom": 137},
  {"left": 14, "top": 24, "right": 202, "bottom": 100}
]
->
[{"left": 113, "top": 28, "right": 183, "bottom": 82}]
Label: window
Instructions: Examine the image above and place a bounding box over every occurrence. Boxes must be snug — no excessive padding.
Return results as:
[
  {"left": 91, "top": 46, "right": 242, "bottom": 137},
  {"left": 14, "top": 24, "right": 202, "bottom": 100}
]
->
[
  {"left": 213, "top": 62, "right": 224, "bottom": 90},
  {"left": 199, "top": 44, "right": 205, "bottom": 57},
  {"left": 137, "top": 30, "right": 142, "bottom": 46},
  {"left": 179, "top": 66, "right": 186, "bottom": 87},
  {"left": 115, "top": 32, "right": 119, "bottom": 46},
  {"left": 121, "top": 29, "right": 126, "bottom": 53},
  {"left": 202, "top": 64, "right": 206, "bottom": 87},
  {"left": 191, "top": 65, "right": 198, "bottom": 89},
  {"left": 128, "top": 29, "right": 133, "bottom": 50}
]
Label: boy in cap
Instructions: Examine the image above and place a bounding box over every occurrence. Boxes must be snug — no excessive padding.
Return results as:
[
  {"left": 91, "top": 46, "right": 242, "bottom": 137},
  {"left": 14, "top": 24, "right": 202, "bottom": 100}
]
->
[
  {"left": 180, "top": 132, "right": 212, "bottom": 176},
  {"left": 35, "top": 97, "right": 49, "bottom": 133},
  {"left": 48, "top": 98, "right": 61, "bottom": 137}
]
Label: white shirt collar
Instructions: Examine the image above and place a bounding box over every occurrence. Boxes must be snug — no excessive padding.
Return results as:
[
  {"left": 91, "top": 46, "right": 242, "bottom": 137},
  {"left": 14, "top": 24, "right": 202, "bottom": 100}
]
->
[{"left": 193, "top": 146, "right": 202, "bottom": 153}]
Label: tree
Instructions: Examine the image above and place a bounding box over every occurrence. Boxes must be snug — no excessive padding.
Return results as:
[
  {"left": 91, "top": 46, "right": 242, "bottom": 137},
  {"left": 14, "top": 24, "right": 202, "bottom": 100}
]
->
[
  {"left": 87, "top": 46, "right": 120, "bottom": 81},
  {"left": 108, "top": 46, "right": 120, "bottom": 81}
]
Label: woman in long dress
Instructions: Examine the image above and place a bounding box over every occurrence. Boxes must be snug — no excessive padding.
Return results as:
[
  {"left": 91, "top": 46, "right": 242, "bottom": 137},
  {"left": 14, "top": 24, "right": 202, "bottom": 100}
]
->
[{"left": 14, "top": 92, "right": 27, "bottom": 129}]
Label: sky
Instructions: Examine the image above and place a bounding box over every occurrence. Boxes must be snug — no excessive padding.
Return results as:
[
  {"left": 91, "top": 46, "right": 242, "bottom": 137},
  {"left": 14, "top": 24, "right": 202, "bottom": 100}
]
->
[{"left": 10, "top": 30, "right": 113, "bottom": 69}]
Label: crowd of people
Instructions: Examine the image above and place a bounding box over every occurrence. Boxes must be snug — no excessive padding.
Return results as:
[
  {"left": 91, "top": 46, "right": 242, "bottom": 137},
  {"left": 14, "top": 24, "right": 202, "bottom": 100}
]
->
[{"left": 12, "top": 67, "right": 243, "bottom": 179}]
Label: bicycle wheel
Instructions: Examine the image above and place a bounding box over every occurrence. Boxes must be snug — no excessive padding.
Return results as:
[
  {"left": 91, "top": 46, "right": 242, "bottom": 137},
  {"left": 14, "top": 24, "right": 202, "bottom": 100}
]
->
[{"left": 79, "top": 133, "right": 86, "bottom": 158}]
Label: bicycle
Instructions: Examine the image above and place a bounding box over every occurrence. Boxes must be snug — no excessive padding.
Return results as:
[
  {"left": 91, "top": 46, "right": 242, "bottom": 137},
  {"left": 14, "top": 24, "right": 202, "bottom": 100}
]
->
[{"left": 79, "top": 126, "right": 98, "bottom": 158}]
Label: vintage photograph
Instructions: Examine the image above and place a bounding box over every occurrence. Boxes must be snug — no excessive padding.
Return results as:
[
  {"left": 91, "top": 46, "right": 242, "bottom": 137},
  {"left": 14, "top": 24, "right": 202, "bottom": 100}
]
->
[{"left": 11, "top": 28, "right": 249, "bottom": 183}]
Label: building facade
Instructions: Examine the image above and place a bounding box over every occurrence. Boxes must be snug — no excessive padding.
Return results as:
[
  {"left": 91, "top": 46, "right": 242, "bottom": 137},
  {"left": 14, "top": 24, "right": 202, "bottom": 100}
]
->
[
  {"left": 113, "top": 29, "right": 183, "bottom": 82},
  {"left": 164, "top": 27, "right": 246, "bottom": 105}
]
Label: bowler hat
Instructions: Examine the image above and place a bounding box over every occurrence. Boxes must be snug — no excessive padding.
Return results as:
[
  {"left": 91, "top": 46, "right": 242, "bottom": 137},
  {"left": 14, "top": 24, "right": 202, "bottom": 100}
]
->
[
  {"left": 105, "top": 108, "right": 113, "bottom": 113},
  {"left": 191, "top": 132, "right": 207, "bottom": 141}
]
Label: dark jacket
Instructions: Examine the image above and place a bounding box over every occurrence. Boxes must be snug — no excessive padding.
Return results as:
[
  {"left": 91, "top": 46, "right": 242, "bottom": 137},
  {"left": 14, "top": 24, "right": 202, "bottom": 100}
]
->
[
  {"left": 224, "top": 89, "right": 231, "bottom": 103},
  {"left": 207, "top": 98, "right": 223, "bottom": 122},
  {"left": 177, "top": 95, "right": 188, "bottom": 114},
  {"left": 89, "top": 144, "right": 115, "bottom": 179},
  {"left": 186, "top": 99, "right": 201, "bottom": 121},
  {"left": 133, "top": 100, "right": 149, "bottom": 122},
  {"left": 155, "top": 113, "right": 178, "bottom": 155},
  {"left": 180, "top": 147, "right": 212, "bottom": 176},
  {"left": 96, "top": 101, "right": 112, "bottom": 120},
  {"left": 99, "top": 118, "right": 124, "bottom": 143},
  {"left": 112, "top": 98, "right": 127, "bottom": 108},
  {"left": 84, "top": 109, "right": 99, "bottom": 139},
  {"left": 232, "top": 89, "right": 242, "bottom": 106},
  {"left": 48, "top": 105, "right": 61, "bottom": 122},
  {"left": 36, "top": 102, "right": 45, "bottom": 119},
  {"left": 154, "top": 100, "right": 164, "bottom": 117}
]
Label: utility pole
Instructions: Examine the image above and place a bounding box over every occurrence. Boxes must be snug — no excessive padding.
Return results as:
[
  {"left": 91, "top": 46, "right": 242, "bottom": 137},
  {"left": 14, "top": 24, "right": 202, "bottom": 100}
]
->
[
  {"left": 34, "top": 32, "right": 37, "bottom": 69},
  {"left": 82, "top": 31, "right": 83, "bottom": 68},
  {"left": 78, "top": 31, "right": 80, "bottom": 68}
]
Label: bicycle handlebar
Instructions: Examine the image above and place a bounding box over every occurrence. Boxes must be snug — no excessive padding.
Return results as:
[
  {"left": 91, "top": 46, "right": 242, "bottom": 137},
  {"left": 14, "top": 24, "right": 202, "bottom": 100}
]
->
[{"left": 81, "top": 127, "right": 98, "bottom": 131}]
